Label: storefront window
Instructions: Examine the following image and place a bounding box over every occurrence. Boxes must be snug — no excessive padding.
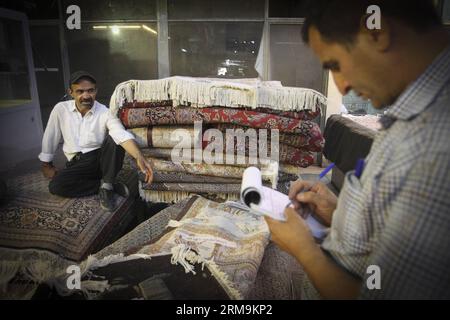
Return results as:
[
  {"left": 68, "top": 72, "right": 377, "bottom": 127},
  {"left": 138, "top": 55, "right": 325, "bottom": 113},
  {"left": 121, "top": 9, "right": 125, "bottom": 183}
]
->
[
  {"left": 168, "top": 0, "right": 264, "bottom": 19},
  {"left": 62, "top": 0, "right": 157, "bottom": 21},
  {"left": 65, "top": 22, "right": 158, "bottom": 105},
  {"left": 169, "top": 22, "right": 263, "bottom": 78},
  {"left": 0, "top": 18, "right": 31, "bottom": 108}
]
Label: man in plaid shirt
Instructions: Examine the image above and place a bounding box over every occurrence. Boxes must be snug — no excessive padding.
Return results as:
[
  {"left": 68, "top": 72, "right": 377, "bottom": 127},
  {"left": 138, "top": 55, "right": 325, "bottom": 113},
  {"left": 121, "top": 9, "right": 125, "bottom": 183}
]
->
[{"left": 266, "top": 0, "right": 450, "bottom": 299}]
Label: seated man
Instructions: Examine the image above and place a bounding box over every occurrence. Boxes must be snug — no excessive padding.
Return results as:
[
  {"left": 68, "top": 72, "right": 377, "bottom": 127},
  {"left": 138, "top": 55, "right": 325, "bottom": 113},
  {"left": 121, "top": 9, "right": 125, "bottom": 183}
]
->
[
  {"left": 265, "top": 0, "right": 450, "bottom": 299},
  {"left": 39, "top": 71, "right": 153, "bottom": 211}
]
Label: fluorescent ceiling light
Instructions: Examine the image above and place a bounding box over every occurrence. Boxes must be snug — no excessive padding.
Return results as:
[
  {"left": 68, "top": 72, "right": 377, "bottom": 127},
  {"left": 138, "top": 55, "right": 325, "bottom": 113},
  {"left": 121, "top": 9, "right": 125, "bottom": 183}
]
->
[
  {"left": 93, "top": 25, "right": 141, "bottom": 31},
  {"left": 111, "top": 26, "right": 120, "bottom": 34},
  {"left": 142, "top": 24, "right": 158, "bottom": 34},
  {"left": 115, "top": 25, "right": 141, "bottom": 29}
]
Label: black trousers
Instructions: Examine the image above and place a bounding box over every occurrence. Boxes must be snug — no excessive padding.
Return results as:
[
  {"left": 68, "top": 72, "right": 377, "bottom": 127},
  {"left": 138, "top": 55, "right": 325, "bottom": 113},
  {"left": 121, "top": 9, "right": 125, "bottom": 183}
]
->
[{"left": 49, "top": 136, "right": 125, "bottom": 198}]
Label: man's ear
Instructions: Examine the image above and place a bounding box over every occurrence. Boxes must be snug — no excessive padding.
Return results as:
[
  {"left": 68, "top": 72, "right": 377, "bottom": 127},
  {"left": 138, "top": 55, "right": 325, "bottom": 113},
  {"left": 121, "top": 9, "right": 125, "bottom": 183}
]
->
[
  {"left": 359, "top": 14, "right": 391, "bottom": 52},
  {"left": 67, "top": 87, "right": 74, "bottom": 98}
]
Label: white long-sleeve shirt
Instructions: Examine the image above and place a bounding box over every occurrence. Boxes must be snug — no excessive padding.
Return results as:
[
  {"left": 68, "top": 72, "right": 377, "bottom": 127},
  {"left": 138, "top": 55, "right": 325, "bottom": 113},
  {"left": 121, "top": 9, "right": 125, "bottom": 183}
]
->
[{"left": 38, "top": 100, "right": 134, "bottom": 162}]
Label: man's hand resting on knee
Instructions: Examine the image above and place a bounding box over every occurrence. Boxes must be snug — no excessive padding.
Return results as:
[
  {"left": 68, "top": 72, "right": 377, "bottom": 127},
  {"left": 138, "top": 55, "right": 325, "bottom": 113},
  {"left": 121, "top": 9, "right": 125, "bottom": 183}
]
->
[
  {"left": 288, "top": 180, "right": 337, "bottom": 227},
  {"left": 41, "top": 162, "right": 57, "bottom": 179}
]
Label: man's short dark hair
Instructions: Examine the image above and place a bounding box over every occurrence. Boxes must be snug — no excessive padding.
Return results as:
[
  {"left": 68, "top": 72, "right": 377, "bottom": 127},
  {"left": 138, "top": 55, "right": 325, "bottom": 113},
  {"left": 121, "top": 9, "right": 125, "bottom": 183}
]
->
[{"left": 301, "top": 0, "right": 442, "bottom": 46}]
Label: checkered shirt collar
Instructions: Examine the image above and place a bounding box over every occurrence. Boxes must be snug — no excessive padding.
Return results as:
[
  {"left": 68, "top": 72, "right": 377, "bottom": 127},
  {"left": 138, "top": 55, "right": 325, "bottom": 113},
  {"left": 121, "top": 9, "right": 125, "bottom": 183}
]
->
[{"left": 385, "top": 45, "right": 450, "bottom": 122}]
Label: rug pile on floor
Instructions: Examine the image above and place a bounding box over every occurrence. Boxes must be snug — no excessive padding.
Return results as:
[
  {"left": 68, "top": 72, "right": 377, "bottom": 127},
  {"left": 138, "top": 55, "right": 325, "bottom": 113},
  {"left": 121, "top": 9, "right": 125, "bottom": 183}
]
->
[{"left": 37, "top": 195, "right": 308, "bottom": 300}]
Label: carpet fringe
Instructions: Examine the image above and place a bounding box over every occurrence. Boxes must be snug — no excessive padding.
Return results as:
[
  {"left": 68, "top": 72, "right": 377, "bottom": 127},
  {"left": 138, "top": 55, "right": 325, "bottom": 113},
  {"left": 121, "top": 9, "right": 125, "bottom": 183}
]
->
[
  {"left": 110, "top": 76, "right": 326, "bottom": 116},
  {"left": 138, "top": 186, "right": 240, "bottom": 204},
  {"left": 50, "top": 253, "right": 153, "bottom": 298},
  {"left": 169, "top": 244, "right": 243, "bottom": 300},
  {"left": 0, "top": 248, "right": 73, "bottom": 299}
]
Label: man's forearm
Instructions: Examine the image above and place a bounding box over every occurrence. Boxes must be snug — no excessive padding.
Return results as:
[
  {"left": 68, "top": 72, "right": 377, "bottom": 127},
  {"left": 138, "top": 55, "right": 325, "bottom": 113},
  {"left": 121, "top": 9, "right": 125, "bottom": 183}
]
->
[
  {"left": 120, "top": 139, "right": 143, "bottom": 160},
  {"left": 294, "top": 243, "right": 361, "bottom": 299},
  {"left": 120, "top": 138, "right": 153, "bottom": 183}
]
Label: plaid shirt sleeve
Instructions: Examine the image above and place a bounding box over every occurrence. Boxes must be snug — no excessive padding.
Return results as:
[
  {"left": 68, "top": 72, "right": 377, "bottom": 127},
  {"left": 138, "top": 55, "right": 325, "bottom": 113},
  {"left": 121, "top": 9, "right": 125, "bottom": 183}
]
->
[{"left": 360, "top": 150, "right": 450, "bottom": 299}]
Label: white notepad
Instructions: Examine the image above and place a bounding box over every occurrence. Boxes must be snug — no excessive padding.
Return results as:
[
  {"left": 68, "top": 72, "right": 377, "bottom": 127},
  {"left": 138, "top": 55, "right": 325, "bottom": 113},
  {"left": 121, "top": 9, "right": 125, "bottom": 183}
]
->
[{"left": 239, "top": 167, "right": 329, "bottom": 239}]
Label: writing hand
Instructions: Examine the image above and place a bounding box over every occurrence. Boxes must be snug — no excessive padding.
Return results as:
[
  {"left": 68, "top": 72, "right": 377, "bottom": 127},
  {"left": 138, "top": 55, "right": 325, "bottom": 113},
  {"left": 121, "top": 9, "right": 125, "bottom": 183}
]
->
[{"left": 288, "top": 180, "right": 337, "bottom": 227}]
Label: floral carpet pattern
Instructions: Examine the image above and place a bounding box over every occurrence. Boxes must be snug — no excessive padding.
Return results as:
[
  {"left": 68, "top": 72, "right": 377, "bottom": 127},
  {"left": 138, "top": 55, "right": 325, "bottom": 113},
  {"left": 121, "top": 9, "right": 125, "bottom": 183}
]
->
[{"left": 0, "top": 166, "right": 137, "bottom": 262}]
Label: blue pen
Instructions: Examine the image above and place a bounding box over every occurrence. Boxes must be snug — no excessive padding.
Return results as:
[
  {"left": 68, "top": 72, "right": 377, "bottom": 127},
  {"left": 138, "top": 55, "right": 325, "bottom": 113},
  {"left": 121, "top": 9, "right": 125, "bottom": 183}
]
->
[
  {"left": 317, "top": 162, "right": 336, "bottom": 181},
  {"left": 286, "top": 162, "right": 335, "bottom": 210},
  {"left": 354, "top": 158, "right": 365, "bottom": 178}
]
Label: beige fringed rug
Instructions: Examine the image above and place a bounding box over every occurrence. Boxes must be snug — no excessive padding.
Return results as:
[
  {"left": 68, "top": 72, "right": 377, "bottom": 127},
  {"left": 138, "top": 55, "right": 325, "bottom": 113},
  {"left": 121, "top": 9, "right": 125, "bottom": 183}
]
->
[
  {"left": 133, "top": 155, "right": 298, "bottom": 204},
  {"left": 135, "top": 195, "right": 270, "bottom": 299},
  {"left": 145, "top": 157, "right": 278, "bottom": 184},
  {"left": 49, "top": 195, "right": 270, "bottom": 300},
  {"left": 134, "top": 157, "right": 280, "bottom": 204}
]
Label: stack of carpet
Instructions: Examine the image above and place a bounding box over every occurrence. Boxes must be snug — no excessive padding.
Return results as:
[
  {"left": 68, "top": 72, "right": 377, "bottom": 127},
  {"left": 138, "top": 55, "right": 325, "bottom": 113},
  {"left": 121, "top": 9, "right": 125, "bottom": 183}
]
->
[{"left": 110, "top": 76, "right": 326, "bottom": 203}]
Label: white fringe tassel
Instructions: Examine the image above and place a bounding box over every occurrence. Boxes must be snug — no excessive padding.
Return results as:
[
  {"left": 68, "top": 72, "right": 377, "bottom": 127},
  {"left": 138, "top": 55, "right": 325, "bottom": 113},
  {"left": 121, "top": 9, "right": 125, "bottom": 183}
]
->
[
  {"left": 109, "top": 76, "right": 327, "bottom": 116},
  {"left": 138, "top": 186, "right": 240, "bottom": 204},
  {"left": 0, "top": 261, "right": 21, "bottom": 294},
  {"left": 0, "top": 248, "right": 74, "bottom": 299},
  {"left": 50, "top": 253, "right": 153, "bottom": 298},
  {"left": 170, "top": 244, "right": 205, "bottom": 275},
  {"left": 205, "top": 258, "right": 243, "bottom": 300},
  {"left": 169, "top": 244, "right": 243, "bottom": 300}
]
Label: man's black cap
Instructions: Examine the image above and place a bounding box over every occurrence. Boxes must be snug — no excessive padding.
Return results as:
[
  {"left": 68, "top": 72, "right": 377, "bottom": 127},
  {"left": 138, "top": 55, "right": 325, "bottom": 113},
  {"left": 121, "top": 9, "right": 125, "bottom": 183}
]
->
[{"left": 69, "top": 70, "right": 96, "bottom": 87}]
